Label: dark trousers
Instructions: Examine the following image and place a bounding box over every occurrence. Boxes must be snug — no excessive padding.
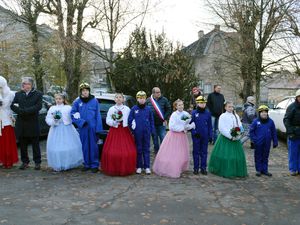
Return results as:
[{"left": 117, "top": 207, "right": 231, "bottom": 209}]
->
[{"left": 19, "top": 136, "right": 41, "bottom": 164}]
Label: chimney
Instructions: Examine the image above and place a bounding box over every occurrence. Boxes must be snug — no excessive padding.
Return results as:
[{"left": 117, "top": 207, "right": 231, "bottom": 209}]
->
[
  {"left": 214, "top": 24, "right": 220, "bottom": 31},
  {"left": 198, "top": 30, "right": 204, "bottom": 39}
]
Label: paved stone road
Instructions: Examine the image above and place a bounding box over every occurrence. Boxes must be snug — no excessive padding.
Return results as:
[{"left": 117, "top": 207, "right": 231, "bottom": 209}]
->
[{"left": 0, "top": 136, "right": 299, "bottom": 225}]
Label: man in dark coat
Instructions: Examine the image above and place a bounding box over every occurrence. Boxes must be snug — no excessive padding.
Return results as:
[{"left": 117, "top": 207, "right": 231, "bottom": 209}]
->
[
  {"left": 206, "top": 85, "right": 225, "bottom": 143},
  {"left": 146, "top": 87, "right": 171, "bottom": 154},
  {"left": 283, "top": 89, "right": 300, "bottom": 176},
  {"left": 11, "top": 77, "right": 43, "bottom": 170}
]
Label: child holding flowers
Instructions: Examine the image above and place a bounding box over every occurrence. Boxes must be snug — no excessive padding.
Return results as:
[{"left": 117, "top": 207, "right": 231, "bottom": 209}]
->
[
  {"left": 46, "top": 93, "right": 83, "bottom": 171},
  {"left": 153, "top": 99, "right": 195, "bottom": 178},
  {"left": 101, "top": 93, "right": 137, "bottom": 176},
  {"left": 208, "top": 101, "right": 248, "bottom": 178}
]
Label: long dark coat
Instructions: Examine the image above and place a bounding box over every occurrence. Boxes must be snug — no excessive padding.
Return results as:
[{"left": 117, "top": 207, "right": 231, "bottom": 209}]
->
[{"left": 11, "top": 89, "right": 43, "bottom": 137}]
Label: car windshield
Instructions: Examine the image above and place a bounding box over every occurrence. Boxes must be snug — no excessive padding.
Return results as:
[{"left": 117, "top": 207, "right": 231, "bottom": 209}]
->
[
  {"left": 276, "top": 98, "right": 294, "bottom": 110},
  {"left": 98, "top": 99, "right": 115, "bottom": 112}
]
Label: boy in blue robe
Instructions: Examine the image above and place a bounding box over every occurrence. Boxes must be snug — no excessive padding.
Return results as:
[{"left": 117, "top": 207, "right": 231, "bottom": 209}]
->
[
  {"left": 250, "top": 105, "right": 278, "bottom": 177},
  {"left": 71, "top": 83, "right": 103, "bottom": 173},
  {"left": 191, "top": 96, "right": 212, "bottom": 175},
  {"left": 128, "top": 91, "right": 155, "bottom": 175}
]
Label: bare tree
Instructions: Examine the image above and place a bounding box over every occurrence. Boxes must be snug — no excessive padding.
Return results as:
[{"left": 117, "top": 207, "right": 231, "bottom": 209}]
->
[
  {"left": 42, "top": 0, "right": 92, "bottom": 101},
  {"left": 207, "top": 0, "right": 297, "bottom": 102},
  {"left": 85, "top": 0, "right": 152, "bottom": 92},
  {"left": 0, "top": 0, "right": 49, "bottom": 92}
]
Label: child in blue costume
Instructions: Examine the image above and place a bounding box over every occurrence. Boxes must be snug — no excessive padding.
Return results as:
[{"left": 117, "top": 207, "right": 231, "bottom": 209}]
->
[
  {"left": 191, "top": 96, "right": 212, "bottom": 175},
  {"left": 71, "top": 83, "right": 103, "bottom": 173},
  {"left": 250, "top": 105, "right": 278, "bottom": 177},
  {"left": 128, "top": 91, "right": 155, "bottom": 175}
]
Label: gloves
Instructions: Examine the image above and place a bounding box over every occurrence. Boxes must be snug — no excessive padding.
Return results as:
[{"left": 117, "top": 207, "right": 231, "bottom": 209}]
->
[
  {"left": 185, "top": 122, "right": 195, "bottom": 131},
  {"left": 112, "top": 121, "right": 119, "bottom": 128},
  {"left": 131, "top": 120, "right": 136, "bottom": 130},
  {"left": 193, "top": 133, "right": 201, "bottom": 139}
]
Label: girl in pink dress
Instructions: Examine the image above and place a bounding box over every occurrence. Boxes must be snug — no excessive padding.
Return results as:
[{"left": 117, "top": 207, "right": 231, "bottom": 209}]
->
[{"left": 153, "top": 99, "right": 195, "bottom": 178}]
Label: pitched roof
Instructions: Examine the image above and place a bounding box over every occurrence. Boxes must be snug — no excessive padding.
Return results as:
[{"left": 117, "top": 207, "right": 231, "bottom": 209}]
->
[{"left": 183, "top": 27, "right": 237, "bottom": 57}]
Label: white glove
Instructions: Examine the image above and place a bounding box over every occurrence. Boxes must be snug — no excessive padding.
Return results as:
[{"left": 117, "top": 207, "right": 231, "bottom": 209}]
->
[
  {"left": 185, "top": 122, "right": 195, "bottom": 131},
  {"left": 73, "top": 112, "right": 80, "bottom": 119},
  {"left": 113, "top": 121, "right": 119, "bottom": 128},
  {"left": 185, "top": 118, "right": 192, "bottom": 124},
  {"left": 53, "top": 119, "right": 60, "bottom": 126},
  {"left": 131, "top": 119, "right": 136, "bottom": 130}
]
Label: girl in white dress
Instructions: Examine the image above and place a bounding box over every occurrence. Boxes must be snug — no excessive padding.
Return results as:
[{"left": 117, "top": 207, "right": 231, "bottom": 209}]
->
[{"left": 46, "top": 93, "right": 83, "bottom": 171}]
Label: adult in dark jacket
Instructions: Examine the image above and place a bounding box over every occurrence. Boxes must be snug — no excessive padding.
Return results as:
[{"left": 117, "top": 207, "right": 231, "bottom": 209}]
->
[
  {"left": 283, "top": 89, "right": 300, "bottom": 176},
  {"left": 11, "top": 77, "right": 43, "bottom": 170},
  {"left": 241, "top": 96, "right": 257, "bottom": 146},
  {"left": 250, "top": 105, "right": 278, "bottom": 177},
  {"left": 146, "top": 87, "right": 171, "bottom": 154},
  {"left": 206, "top": 85, "right": 225, "bottom": 143}
]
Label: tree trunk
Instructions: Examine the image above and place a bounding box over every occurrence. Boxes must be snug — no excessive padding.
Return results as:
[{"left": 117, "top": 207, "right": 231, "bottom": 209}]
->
[{"left": 30, "top": 22, "right": 44, "bottom": 92}]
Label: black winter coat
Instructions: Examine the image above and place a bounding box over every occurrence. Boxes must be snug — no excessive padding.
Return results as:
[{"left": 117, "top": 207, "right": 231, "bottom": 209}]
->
[
  {"left": 11, "top": 89, "right": 43, "bottom": 137},
  {"left": 206, "top": 92, "right": 225, "bottom": 118},
  {"left": 283, "top": 100, "right": 300, "bottom": 139}
]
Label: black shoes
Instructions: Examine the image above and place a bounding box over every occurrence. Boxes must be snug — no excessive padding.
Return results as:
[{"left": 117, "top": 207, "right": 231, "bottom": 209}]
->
[
  {"left": 81, "top": 167, "right": 90, "bottom": 172},
  {"left": 19, "top": 163, "right": 29, "bottom": 170},
  {"left": 200, "top": 169, "right": 208, "bottom": 175},
  {"left": 34, "top": 163, "right": 41, "bottom": 170},
  {"left": 262, "top": 172, "right": 272, "bottom": 177},
  {"left": 91, "top": 168, "right": 98, "bottom": 173},
  {"left": 193, "top": 170, "right": 199, "bottom": 175},
  {"left": 256, "top": 172, "right": 261, "bottom": 177},
  {"left": 256, "top": 171, "right": 272, "bottom": 177}
]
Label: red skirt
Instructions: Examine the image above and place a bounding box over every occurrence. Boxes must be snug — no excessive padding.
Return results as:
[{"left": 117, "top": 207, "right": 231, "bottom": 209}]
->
[
  {"left": 101, "top": 125, "right": 137, "bottom": 176},
  {"left": 0, "top": 126, "right": 18, "bottom": 168}
]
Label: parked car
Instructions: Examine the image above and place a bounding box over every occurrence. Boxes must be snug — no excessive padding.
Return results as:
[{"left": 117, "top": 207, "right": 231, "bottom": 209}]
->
[
  {"left": 94, "top": 93, "right": 136, "bottom": 158},
  {"left": 95, "top": 93, "right": 136, "bottom": 135},
  {"left": 268, "top": 96, "right": 295, "bottom": 136}
]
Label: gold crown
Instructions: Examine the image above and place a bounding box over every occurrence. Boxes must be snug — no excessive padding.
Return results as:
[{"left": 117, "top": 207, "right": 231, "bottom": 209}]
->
[
  {"left": 258, "top": 105, "right": 269, "bottom": 112},
  {"left": 79, "top": 82, "right": 90, "bottom": 90},
  {"left": 136, "top": 91, "right": 147, "bottom": 99},
  {"left": 196, "top": 96, "right": 207, "bottom": 103}
]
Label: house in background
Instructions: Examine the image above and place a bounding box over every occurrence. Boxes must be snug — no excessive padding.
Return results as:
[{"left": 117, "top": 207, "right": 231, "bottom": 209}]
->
[
  {"left": 184, "top": 25, "right": 242, "bottom": 103},
  {"left": 260, "top": 70, "right": 300, "bottom": 104}
]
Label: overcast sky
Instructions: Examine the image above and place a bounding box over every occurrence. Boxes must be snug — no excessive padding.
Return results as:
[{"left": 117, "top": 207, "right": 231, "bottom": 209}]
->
[{"left": 142, "top": 0, "right": 218, "bottom": 46}]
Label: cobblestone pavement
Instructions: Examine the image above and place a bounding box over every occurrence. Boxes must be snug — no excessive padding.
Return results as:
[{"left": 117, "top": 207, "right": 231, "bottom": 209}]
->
[{"left": 0, "top": 135, "right": 299, "bottom": 225}]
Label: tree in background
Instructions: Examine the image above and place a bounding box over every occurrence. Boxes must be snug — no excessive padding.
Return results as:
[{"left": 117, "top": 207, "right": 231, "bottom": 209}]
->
[
  {"left": 0, "top": 0, "right": 48, "bottom": 92},
  {"left": 207, "top": 0, "right": 297, "bottom": 102},
  {"left": 113, "top": 27, "right": 198, "bottom": 106}
]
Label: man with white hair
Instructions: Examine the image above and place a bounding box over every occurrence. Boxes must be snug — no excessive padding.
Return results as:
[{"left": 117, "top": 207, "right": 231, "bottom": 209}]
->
[
  {"left": 241, "top": 96, "right": 257, "bottom": 147},
  {"left": 11, "top": 77, "right": 43, "bottom": 170}
]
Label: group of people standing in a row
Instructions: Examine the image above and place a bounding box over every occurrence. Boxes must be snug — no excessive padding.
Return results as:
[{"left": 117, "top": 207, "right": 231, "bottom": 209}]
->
[{"left": 1, "top": 76, "right": 300, "bottom": 178}]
